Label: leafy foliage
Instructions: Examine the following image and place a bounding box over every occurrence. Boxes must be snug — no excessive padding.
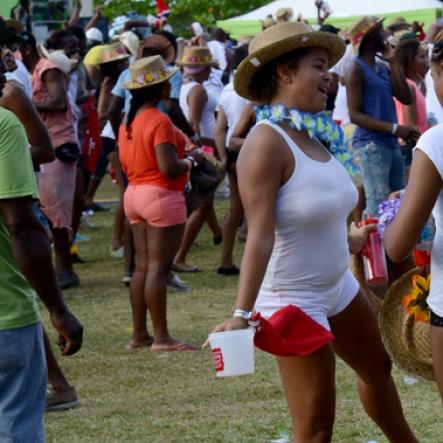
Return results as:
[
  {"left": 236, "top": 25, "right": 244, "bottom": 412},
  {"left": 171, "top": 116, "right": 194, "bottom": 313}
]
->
[{"left": 96, "top": 0, "right": 269, "bottom": 36}]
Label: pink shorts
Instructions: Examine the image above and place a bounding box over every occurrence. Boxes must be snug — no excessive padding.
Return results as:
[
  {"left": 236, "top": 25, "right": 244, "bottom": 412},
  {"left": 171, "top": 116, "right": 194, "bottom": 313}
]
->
[
  {"left": 38, "top": 159, "right": 77, "bottom": 230},
  {"left": 124, "top": 184, "right": 187, "bottom": 227}
]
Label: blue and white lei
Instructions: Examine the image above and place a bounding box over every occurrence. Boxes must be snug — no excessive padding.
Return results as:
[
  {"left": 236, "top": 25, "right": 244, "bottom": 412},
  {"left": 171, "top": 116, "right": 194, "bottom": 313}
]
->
[{"left": 254, "top": 103, "right": 360, "bottom": 177}]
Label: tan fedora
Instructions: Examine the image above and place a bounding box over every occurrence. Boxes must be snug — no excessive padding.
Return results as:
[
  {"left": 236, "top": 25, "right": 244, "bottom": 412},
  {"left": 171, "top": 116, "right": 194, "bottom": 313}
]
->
[
  {"left": 234, "top": 21, "right": 345, "bottom": 101},
  {"left": 379, "top": 269, "right": 435, "bottom": 381},
  {"left": 122, "top": 55, "right": 179, "bottom": 90},
  {"left": 100, "top": 43, "right": 130, "bottom": 65},
  {"left": 176, "top": 46, "right": 217, "bottom": 67},
  {"left": 348, "top": 16, "right": 384, "bottom": 53},
  {"left": 138, "top": 34, "right": 175, "bottom": 65}
]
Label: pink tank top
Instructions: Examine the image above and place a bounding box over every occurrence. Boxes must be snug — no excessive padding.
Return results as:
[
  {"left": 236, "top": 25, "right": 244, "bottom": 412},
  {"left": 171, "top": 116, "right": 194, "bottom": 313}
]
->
[
  {"left": 395, "top": 79, "right": 428, "bottom": 134},
  {"left": 32, "top": 58, "right": 76, "bottom": 149}
]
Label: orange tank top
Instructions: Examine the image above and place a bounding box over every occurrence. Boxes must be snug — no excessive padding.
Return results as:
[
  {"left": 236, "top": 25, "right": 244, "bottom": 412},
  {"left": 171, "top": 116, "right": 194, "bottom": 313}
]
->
[{"left": 118, "top": 108, "right": 187, "bottom": 191}]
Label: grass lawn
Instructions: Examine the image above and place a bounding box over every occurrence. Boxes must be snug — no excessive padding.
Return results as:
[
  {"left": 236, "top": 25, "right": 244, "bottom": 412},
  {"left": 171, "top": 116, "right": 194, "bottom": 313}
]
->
[{"left": 44, "top": 177, "right": 441, "bottom": 443}]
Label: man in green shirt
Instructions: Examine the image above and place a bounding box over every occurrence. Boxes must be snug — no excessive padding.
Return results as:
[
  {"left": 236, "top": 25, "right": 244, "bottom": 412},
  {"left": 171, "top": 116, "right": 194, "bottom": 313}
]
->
[{"left": 0, "top": 26, "right": 83, "bottom": 442}]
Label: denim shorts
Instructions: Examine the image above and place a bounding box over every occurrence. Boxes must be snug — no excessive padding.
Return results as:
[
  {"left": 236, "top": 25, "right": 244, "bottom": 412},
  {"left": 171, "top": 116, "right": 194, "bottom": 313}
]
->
[
  {"left": 0, "top": 323, "right": 47, "bottom": 443},
  {"left": 354, "top": 142, "right": 405, "bottom": 215}
]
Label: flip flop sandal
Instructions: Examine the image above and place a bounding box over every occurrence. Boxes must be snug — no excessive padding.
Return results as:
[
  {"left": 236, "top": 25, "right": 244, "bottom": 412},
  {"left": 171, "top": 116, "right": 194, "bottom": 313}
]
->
[{"left": 151, "top": 342, "right": 198, "bottom": 352}]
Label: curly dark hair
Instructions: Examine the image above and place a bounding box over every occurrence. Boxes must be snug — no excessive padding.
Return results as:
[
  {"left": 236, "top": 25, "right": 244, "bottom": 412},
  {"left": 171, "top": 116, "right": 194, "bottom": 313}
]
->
[{"left": 126, "top": 84, "right": 166, "bottom": 139}]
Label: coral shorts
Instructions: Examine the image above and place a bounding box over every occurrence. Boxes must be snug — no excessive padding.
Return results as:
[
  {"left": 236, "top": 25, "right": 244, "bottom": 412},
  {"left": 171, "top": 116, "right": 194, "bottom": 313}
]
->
[{"left": 124, "top": 184, "right": 187, "bottom": 228}]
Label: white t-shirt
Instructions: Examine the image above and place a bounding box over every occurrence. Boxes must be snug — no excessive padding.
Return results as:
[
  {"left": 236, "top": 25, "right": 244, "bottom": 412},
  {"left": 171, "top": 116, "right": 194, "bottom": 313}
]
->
[
  {"left": 207, "top": 40, "right": 227, "bottom": 71},
  {"left": 203, "top": 68, "right": 224, "bottom": 105},
  {"left": 425, "top": 71, "right": 443, "bottom": 126},
  {"left": 415, "top": 124, "right": 443, "bottom": 316},
  {"left": 5, "top": 59, "right": 32, "bottom": 98},
  {"left": 218, "top": 81, "right": 249, "bottom": 145},
  {"left": 331, "top": 44, "right": 353, "bottom": 126}
]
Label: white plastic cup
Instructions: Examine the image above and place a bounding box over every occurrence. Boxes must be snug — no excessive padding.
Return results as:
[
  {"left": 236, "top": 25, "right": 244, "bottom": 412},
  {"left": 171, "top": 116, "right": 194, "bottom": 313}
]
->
[{"left": 208, "top": 328, "right": 255, "bottom": 377}]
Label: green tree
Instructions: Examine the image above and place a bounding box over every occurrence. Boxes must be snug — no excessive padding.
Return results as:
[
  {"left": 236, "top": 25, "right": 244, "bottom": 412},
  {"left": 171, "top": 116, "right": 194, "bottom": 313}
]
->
[{"left": 96, "top": 0, "right": 268, "bottom": 35}]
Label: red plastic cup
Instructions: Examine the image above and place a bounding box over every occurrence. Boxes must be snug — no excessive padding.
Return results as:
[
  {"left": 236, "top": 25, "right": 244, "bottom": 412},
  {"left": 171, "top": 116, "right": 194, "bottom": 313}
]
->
[{"left": 359, "top": 217, "right": 388, "bottom": 287}]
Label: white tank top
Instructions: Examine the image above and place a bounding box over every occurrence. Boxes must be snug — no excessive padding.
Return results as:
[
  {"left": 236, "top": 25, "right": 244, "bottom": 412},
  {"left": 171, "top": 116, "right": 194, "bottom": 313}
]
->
[
  {"left": 180, "top": 81, "right": 217, "bottom": 139},
  {"left": 256, "top": 120, "right": 359, "bottom": 294}
]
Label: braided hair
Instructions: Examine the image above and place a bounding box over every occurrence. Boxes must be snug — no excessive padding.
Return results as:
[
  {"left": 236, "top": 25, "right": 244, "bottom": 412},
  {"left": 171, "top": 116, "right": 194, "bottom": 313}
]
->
[{"left": 126, "top": 83, "right": 166, "bottom": 139}]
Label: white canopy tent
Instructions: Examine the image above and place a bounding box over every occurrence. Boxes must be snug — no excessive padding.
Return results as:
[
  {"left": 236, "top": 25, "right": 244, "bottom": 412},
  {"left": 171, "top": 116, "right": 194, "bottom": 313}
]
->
[
  {"left": 229, "top": 0, "right": 442, "bottom": 21},
  {"left": 218, "top": 0, "right": 442, "bottom": 38}
]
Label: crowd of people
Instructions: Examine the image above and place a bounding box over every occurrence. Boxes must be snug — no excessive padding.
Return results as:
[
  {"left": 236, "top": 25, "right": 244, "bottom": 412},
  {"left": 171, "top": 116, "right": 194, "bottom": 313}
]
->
[{"left": 1, "top": 0, "right": 443, "bottom": 441}]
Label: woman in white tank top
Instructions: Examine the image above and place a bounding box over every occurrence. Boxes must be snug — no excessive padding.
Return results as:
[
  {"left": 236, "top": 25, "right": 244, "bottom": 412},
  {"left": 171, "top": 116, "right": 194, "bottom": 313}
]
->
[
  {"left": 208, "top": 23, "right": 418, "bottom": 442},
  {"left": 173, "top": 47, "right": 222, "bottom": 272}
]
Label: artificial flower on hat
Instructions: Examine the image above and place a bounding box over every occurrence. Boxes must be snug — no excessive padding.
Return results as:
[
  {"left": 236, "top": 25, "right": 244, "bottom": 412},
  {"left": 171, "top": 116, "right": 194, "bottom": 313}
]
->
[{"left": 402, "top": 274, "right": 431, "bottom": 323}]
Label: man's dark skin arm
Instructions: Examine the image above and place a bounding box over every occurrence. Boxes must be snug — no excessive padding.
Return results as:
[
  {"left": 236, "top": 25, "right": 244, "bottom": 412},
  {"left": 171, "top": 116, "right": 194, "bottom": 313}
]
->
[
  {"left": 34, "top": 68, "right": 69, "bottom": 113},
  {"left": 0, "top": 81, "right": 54, "bottom": 167},
  {"left": 0, "top": 197, "right": 83, "bottom": 355}
]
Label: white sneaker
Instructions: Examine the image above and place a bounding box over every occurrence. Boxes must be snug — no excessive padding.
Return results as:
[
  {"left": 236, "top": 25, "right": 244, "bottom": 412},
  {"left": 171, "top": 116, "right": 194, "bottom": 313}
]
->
[{"left": 167, "top": 273, "right": 191, "bottom": 292}]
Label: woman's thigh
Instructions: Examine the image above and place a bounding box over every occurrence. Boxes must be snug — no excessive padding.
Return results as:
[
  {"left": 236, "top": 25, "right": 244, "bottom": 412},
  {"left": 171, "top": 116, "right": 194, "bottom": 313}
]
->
[
  {"left": 147, "top": 223, "right": 185, "bottom": 268},
  {"left": 276, "top": 345, "right": 336, "bottom": 438},
  {"left": 329, "top": 292, "right": 391, "bottom": 382},
  {"left": 430, "top": 317, "right": 443, "bottom": 401}
]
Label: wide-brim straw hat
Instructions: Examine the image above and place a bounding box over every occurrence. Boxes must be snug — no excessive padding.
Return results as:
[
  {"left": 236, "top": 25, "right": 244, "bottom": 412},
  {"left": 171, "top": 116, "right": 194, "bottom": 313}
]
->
[
  {"left": 349, "top": 255, "right": 384, "bottom": 314},
  {"left": 176, "top": 46, "right": 217, "bottom": 67},
  {"left": 379, "top": 269, "right": 435, "bottom": 381},
  {"left": 138, "top": 34, "right": 175, "bottom": 65},
  {"left": 348, "top": 16, "right": 385, "bottom": 54},
  {"left": 122, "top": 55, "right": 179, "bottom": 90},
  {"left": 115, "top": 31, "right": 140, "bottom": 57},
  {"left": 100, "top": 43, "right": 130, "bottom": 65},
  {"left": 234, "top": 21, "right": 345, "bottom": 102},
  {"left": 387, "top": 17, "right": 412, "bottom": 31}
]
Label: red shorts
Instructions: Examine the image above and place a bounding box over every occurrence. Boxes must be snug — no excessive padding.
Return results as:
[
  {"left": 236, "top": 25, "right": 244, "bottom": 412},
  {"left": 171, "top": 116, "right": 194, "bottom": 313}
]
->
[{"left": 124, "top": 184, "right": 187, "bottom": 227}]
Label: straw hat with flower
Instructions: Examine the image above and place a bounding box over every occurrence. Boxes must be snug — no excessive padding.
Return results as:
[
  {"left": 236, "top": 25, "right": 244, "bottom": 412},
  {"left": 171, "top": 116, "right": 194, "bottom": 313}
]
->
[
  {"left": 234, "top": 21, "right": 345, "bottom": 102},
  {"left": 122, "top": 55, "right": 179, "bottom": 90},
  {"left": 379, "top": 269, "right": 434, "bottom": 381},
  {"left": 347, "top": 16, "right": 384, "bottom": 54},
  {"left": 100, "top": 43, "right": 130, "bottom": 65},
  {"left": 176, "top": 46, "right": 217, "bottom": 67}
]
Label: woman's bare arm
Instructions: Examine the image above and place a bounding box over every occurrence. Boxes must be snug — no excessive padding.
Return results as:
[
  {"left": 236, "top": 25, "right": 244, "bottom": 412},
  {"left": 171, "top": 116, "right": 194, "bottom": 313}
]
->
[{"left": 384, "top": 150, "right": 442, "bottom": 262}]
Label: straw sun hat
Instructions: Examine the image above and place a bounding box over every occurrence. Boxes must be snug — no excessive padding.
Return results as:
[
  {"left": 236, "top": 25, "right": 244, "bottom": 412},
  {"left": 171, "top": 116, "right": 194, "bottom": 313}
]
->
[
  {"left": 100, "top": 43, "right": 130, "bottom": 65},
  {"left": 176, "top": 46, "right": 217, "bottom": 67},
  {"left": 379, "top": 269, "right": 435, "bottom": 381},
  {"left": 122, "top": 55, "right": 179, "bottom": 90},
  {"left": 347, "top": 16, "right": 384, "bottom": 53},
  {"left": 234, "top": 21, "right": 345, "bottom": 102}
]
